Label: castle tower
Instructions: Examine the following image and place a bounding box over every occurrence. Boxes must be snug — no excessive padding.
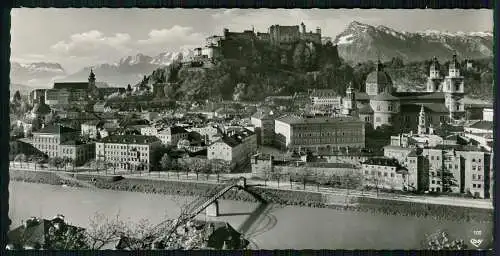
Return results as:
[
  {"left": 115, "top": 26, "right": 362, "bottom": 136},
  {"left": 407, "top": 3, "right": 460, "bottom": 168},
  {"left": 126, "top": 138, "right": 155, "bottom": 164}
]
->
[
  {"left": 342, "top": 82, "right": 356, "bottom": 116},
  {"left": 301, "top": 22, "right": 306, "bottom": 34},
  {"left": 417, "top": 105, "right": 427, "bottom": 135}
]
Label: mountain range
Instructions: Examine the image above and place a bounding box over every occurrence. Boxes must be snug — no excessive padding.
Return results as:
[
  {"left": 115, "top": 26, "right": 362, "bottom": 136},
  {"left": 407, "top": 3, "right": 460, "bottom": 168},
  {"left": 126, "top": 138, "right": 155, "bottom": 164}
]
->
[
  {"left": 334, "top": 21, "right": 493, "bottom": 64},
  {"left": 10, "top": 21, "right": 493, "bottom": 91}
]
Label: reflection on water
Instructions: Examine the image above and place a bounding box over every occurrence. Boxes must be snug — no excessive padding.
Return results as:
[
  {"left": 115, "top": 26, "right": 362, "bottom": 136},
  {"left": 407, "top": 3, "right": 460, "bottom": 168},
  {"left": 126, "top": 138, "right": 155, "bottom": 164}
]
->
[{"left": 8, "top": 181, "right": 493, "bottom": 249}]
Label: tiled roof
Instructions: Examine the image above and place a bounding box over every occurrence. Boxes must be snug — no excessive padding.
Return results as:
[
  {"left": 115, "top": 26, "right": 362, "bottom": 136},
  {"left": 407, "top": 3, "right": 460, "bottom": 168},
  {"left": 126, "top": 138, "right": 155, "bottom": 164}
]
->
[
  {"left": 354, "top": 92, "right": 370, "bottom": 101},
  {"left": 251, "top": 111, "right": 275, "bottom": 120},
  {"left": 362, "top": 157, "right": 403, "bottom": 168},
  {"left": 310, "top": 89, "right": 337, "bottom": 98},
  {"left": 407, "top": 150, "right": 419, "bottom": 157},
  {"left": 159, "top": 126, "right": 188, "bottom": 135},
  {"left": 276, "top": 115, "right": 362, "bottom": 125},
  {"left": 467, "top": 120, "right": 493, "bottom": 131},
  {"left": 371, "top": 92, "right": 399, "bottom": 101},
  {"left": 220, "top": 136, "right": 242, "bottom": 147},
  {"left": 53, "top": 82, "right": 89, "bottom": 90},
  {"left": 358, "top": 104, "right": 374, "bottom": 114},
  {"left": 99, "top": 135, "right": 161, "bottom": 144},
  {"left": 35, "top": 125, "right": 78, "bottom": 134},
  {"left": 401, "top": 103, "right": 449, "bottom": 113},
  {"left": 393, "top": 91, "right": 446, "bottom": 100}
]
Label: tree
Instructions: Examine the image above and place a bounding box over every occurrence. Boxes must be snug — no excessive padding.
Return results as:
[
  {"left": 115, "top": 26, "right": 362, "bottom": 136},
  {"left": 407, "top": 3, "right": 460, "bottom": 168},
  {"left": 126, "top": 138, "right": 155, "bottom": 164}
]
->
[
  {"left": 13, "top": 90, "right": 21, "bottom": 103},
  {"left": 14, "top": 153, "right": 27, "bottom": 168},
  {"left": 209, "top": 159, "right": 231, "bottom": 183},
  {"left": 440, "top": 166, "right": 458, "bottom": 193}
]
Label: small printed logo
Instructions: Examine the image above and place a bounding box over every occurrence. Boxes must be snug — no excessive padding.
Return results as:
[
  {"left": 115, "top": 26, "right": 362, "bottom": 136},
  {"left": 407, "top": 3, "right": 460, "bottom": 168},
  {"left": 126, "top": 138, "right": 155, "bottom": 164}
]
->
[
  {"left": 473, "top": 230, "right": 482, "bottom": 236},
  {"left": 470, "top": 238, "right": 483, "bottom": 248}
]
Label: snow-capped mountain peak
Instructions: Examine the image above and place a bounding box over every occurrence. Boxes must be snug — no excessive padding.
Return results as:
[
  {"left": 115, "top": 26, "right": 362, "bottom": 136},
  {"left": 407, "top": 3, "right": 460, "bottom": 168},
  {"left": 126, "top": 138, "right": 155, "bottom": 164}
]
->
[{"left": 334, "top": 21, "right": 493, "bottom": 64}]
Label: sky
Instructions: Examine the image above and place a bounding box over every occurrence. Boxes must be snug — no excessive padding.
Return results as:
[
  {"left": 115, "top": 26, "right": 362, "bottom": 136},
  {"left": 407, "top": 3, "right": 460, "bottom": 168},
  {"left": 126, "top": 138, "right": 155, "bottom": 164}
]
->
[{"left": 11, "top": 9, "right": 493, "bottom": 73}]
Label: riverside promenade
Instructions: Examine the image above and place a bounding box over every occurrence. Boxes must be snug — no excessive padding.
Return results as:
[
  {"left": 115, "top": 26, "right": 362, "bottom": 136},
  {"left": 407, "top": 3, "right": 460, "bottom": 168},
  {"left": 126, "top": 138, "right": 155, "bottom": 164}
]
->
[{"left": 9, "top": 161, "right": 493, "bottom": 210}]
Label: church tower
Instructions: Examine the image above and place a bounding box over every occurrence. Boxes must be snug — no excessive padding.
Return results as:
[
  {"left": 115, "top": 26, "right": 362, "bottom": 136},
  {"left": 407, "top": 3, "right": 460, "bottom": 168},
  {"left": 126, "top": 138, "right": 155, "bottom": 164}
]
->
[
  {"left": 442, "top": 54, "right": 465, "bottom": 120},
  {"left": 417, "top": 105, "right": 427, "bottom": 135},
  {"left": 426, "top": 56, "right": 442, "bottom": 92},
  {"left": 88, "top": 69, "right": 96, "bottom": 88},
  {"left": 342, "top": 82, "right": 357, "bottom": 116}
]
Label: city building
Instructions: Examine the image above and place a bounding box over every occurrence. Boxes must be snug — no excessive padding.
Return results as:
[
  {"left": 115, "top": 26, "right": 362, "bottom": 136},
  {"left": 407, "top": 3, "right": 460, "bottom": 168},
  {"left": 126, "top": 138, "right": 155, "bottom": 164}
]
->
[
  {"left": 341, "top": 55, "right": 466, "bottom": 130},
  {"left": 156, "top": 126, "right": 188, "bottom": 146},
  {"left": 189, "top": 125, "right": 222, "bottom": 144},
  {"left": 59, "top": 140, "right": 95, "bottom": 166},
  {"left": 309, "top": 89, "right": 342, "bottom": 108},
  {"left": 274, "top": 115, "right": 365, "bottom": 152},
  {"left": 250, "top": 111, "right": 275, "bottom": 146},
  {"left": 483, "top": 107, "right": 493, "bottom": 121},
  {"left": 44, "top": 70, "right": 122, "bottom": 108},
  {"left": 31, "top": 125, "right": 80, "bottom": 158},
  {"left": 361, "top": 157, "right": 408, "bottom": 191},
  {"left": 95, "top": 135, "right": 162, "bottom": 172},
  {"left": 207, "top": 129, "right": 257, "bottom": 169}
]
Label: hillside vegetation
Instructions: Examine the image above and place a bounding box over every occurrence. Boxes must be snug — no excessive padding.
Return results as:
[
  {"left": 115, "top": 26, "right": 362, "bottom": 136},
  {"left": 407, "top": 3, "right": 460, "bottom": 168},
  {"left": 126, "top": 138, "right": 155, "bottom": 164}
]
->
[{"left": 141, "top": 40, "right": 493, "bottom": 102}]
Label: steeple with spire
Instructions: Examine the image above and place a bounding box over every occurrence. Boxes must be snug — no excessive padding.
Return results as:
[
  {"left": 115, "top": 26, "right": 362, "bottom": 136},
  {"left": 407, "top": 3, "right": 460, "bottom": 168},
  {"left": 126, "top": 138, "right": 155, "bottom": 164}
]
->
[
  {"left": 417, "top": 105, "right": 427, "bottom": 135},
  {"left": 88, "top": 68, "right": 96, "bottom": 87}
]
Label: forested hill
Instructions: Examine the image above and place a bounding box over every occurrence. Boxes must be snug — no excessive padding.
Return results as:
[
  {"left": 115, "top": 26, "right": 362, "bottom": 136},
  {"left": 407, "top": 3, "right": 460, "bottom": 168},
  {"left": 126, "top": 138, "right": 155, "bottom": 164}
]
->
[{"left": 140, "top": 39, "right": 493, "bottom": 102}]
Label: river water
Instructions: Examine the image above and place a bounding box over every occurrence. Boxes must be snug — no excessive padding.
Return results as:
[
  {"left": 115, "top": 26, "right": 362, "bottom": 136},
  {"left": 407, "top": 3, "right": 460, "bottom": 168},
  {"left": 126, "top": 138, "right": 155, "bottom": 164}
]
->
[{"left": 8, "top": 181, "right": 493, "bottom": 249}]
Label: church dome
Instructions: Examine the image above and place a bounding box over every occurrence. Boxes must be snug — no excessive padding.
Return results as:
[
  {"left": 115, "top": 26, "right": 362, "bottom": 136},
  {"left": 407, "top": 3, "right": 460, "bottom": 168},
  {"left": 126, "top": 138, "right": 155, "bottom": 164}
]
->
[
  {"left": 365, "top": 60, "right": 394, "bottom": 95},
  {"left": 366, "top": 68, "right": 393, "bottom": 86}
]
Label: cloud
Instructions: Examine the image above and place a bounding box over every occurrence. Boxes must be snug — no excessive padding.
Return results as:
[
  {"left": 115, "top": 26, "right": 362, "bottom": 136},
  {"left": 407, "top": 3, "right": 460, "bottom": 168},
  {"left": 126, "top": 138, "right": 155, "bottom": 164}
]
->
[
  {"left": 137, "top": 25, "right": 205, "bottom": 47},
  {"left": 50, "top": 30, "right": 133, "bottom": 57}
]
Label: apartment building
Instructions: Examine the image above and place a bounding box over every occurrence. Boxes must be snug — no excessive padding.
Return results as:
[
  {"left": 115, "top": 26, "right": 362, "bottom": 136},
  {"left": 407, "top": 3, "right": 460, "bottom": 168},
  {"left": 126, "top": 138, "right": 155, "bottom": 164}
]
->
[
  {"left": 361, "top": 157, "right": 408, "bottom": 191},
  {"left": 274, "top": 115, "right": 365, "bottom": 152},
  {"left": 250, "top": 111, "right": 275, "bottom": 146},
  {"left": 95, "top": 135, "right": 162, "bottom": 172},
  {"left": 207, "top": 129, "right": 257, "bottom": 170},
  {"left": 31, "top": 125, "right": 79, "bottom": 158},
  {"left": 156, "top": 126, "right": 188, "bottom": 146}
]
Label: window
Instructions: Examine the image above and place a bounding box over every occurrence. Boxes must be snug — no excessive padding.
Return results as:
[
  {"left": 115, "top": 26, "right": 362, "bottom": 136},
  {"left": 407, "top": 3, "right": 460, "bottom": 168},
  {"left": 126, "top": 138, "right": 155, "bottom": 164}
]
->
[
  {"left": 478, "top": 166, "right": 482, "bottom": 171},
  {"left": 377, "top": 105, "right": 381, "bottom": 111},
  {"left": 455, "top": 164, "right": 458, "bottom": 169},
  {"left": 478, "top": 184, "right": 482, "bottom": 189},
  {"left": 472, "top": 158, "right": 476, "bottom": 162},
  {"left": 478, "top": 175, "right": 482, "bottom": 180},
  {"left": 432, "top": 180, "right": 435, "bottom": 184},
  {"left": 384, "top": 172, "right": 388, "bottom": 177},
  {"left": 375, "top": 117, "right": 381, "bottom": 122},
  {"left": 472, "top": 165, "right": 476, "bottom": 171},
  {"left": 473, "top": 174, "right": 476, "bottom": 179},
  {"left": 473, "top": 184, "right": 476, "bottom": 188},
  {"left": 431, "top": 156, "right": 434, "bottom": 160},
  {"left": 436, "top": 156, "right": 439, "bottom": 160},
  {"left": 388, "top": 105, "right": 392, "bottom": 111},
  {"left": 391, "top": 173, "right": 395, "bottom": 177}
]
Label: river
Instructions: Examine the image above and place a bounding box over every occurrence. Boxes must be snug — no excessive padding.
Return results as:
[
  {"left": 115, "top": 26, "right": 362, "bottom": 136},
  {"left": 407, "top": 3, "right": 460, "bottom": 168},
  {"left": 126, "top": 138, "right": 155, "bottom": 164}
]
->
[{"left": 8, "top": 181, "right": 493, "bottom": 249}]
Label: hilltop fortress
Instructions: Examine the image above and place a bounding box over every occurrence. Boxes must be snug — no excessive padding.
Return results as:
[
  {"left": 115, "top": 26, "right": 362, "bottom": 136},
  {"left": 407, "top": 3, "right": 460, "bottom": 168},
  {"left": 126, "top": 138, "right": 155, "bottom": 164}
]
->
[{"left": 187, "top": 22, "right": 333, "bottom": 67}]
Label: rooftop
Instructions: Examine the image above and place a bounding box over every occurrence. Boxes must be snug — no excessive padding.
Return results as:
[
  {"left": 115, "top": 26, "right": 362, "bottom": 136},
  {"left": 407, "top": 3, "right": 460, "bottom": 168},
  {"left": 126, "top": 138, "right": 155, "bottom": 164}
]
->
[
  {"left": 53, "top": 82, "right": 89, "bottom": 90},
  {"left": 98, "top": 135, "right": 161, "bottom": 145},
  {"left": 276, "top": 115, "right": 362, "bottom": 125},
  {"left": 401, "top": 103, "right": 449, "bottom": 113},
  {"left": 34, "top": 125, "right": 78, "bottom": 135},
  {"left": 467, "top": 120, "right": 493, "bottom": 131},
  {"left": 393, "top": 91, "right": 446, "bottom": 100},
  {"left": 362, "top": 157, "right": 404, "bottom": 168}
]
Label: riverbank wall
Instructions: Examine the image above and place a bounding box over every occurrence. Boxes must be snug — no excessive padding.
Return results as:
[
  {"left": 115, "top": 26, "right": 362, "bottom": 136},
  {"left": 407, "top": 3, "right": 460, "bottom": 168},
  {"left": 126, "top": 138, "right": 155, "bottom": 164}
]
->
[{"left": 9, "top": 169, "right": 493, "bottom": 223}]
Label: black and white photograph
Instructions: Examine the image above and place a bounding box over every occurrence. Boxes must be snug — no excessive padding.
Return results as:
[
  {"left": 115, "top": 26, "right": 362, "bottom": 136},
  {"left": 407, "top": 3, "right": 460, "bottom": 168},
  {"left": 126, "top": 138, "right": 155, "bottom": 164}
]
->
[{"left": 6, "top": 8, "right": 494, "bottom": 250}]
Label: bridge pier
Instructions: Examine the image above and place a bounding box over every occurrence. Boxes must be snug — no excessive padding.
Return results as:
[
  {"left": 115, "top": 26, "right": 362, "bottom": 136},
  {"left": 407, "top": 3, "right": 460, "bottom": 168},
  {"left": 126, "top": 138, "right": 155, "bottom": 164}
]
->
[{"left": 206, "top": 200, "right": 219, "bottom": 217}]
